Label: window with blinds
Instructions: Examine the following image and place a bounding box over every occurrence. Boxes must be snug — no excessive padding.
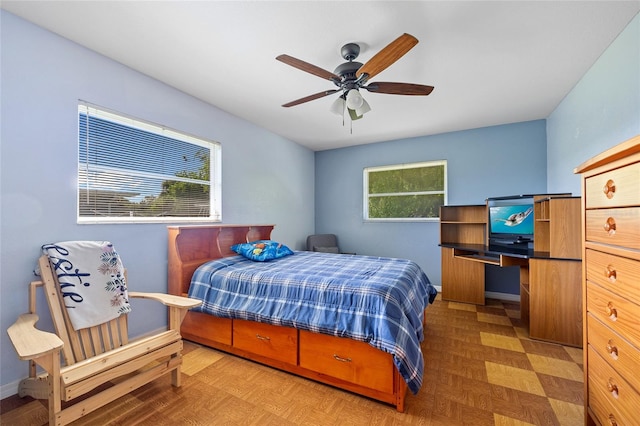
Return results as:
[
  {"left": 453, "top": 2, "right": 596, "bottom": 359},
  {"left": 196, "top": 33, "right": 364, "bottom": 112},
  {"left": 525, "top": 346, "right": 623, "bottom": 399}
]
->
[{"left": 78, "top": 103, "right": 221, "bottom": 223}]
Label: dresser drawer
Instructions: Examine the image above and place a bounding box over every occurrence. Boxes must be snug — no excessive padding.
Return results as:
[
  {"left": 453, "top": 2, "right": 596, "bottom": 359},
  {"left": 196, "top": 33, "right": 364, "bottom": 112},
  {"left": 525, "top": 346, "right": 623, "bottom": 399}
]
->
[
  {"left": 586, "top": 208, "right": 640, "bottom": 250},
  {"left": 587, "top": 314, "right": 640, "bottom": 392},
  {"left": 586, "top": 249, "right": 640, "bottom": 305},
  {"left": 587, "top": 282, "right": 640, "bottom": 350},
  {"left": 588, "top": 346, "right": 640, "bottom": 426},
  {"left": 585, "top": 161, "right": 640, "bottom": 208},
  {"left": 299, "top": 330, "right": 394, "bottom": 393},
  {"left": 589, "top": 394, "right": 624, "bottom": 426},
  {"left": 233, "top": 320, "right": 298, "bottom": 365}
]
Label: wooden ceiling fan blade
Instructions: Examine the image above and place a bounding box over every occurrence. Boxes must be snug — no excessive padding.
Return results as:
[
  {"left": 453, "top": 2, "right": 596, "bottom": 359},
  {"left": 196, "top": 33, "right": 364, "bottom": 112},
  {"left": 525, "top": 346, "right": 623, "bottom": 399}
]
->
[
  {"left": 282, "top": 89, "right": 341, "bottom": 107},
  {"left": 356, "top": 33, "right": 419, "bottom": 81},
  {"left": 276, "top": 54, "right": 341, "bottom": 82},
  {"left": 363, "top": 82, "right": 434, "bottom": 96}
]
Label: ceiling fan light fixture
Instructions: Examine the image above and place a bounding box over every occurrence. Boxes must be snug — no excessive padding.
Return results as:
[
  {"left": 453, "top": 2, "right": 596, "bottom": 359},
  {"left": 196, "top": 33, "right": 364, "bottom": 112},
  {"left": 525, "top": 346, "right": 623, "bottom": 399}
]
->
[
  {"left": 345, "top": 89, "right": 364, "bottom": 110},
  {"left": 330, "top": 96, "right": 345, "bottom": 115},
  {"left": 348, "top": 108, "right": 363, "bottom": 121},
  {"left": 355, "top": 98, "right": 371, "bottom": 116}
]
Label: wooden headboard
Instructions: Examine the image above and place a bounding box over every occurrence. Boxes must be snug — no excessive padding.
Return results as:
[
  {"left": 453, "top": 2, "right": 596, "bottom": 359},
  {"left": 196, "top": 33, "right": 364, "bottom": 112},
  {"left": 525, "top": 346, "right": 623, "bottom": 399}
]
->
[{"left": 167, "top": 224, "right": 274, "bottom": 296}]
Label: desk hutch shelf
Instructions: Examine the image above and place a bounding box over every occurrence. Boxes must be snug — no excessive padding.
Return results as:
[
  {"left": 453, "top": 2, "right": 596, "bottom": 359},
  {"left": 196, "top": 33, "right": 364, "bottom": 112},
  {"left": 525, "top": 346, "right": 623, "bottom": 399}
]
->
[{"left": 440, "top": 205, "right": 487, "bottom": 305}]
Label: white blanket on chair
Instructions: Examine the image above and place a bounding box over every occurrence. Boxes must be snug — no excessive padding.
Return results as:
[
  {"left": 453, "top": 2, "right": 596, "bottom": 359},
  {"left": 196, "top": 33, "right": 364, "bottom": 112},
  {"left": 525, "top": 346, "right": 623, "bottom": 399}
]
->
[{"left": 41, "top": 241, "right": 132, "bottom": 330}]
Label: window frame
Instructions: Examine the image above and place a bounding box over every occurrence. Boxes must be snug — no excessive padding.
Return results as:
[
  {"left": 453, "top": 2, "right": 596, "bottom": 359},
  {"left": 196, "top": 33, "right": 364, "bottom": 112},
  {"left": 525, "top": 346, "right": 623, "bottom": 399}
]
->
[
  {"left": 363, "top": 160, "right": 447, "bottom": 222},
  {"left": 77, "top": 102, "right": 222, "bottom": 224}
]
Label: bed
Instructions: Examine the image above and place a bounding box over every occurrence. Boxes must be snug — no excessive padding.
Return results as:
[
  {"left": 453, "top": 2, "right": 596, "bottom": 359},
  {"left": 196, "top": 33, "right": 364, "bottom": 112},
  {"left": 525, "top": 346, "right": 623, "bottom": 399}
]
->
[{"left": 167, "top": 224, "right": 437, "bottom": 412}]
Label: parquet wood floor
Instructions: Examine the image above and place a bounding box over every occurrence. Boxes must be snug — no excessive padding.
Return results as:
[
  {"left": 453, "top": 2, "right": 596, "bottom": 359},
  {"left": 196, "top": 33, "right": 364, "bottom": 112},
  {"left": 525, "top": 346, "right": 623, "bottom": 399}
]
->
[{"left": 0, "top": 295, "right": 584, "bottom": 425}]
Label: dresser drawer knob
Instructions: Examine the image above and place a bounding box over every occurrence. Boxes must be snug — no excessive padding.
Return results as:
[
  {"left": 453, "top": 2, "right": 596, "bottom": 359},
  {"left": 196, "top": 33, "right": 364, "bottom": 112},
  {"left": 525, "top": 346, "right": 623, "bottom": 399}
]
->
[
  {"left": 603, "top": 217, "right": 617, "bottom": 235},
  {"left": 604, "top": 265, "right": 617, "bottom": 282},
  {"left": 606, "top": 302, "right": 618, "bottom": 321},
  {"left": 608, "top": 414, "right": 618, "bottom": 426},
  {"left": 333, "top": 354, "right": 352, "bottom": 363},
  {"left": 607, "top": 379, "right": 619, "bottom": 398},
  {"left": 603, "top": 179, "right": 616, "bottom": 199},
  {"left": 606, "top": 340, "right": 619, "bottom": 359},
  {"left": 255, "top": 334, "right": 271, "bottom": 342}
]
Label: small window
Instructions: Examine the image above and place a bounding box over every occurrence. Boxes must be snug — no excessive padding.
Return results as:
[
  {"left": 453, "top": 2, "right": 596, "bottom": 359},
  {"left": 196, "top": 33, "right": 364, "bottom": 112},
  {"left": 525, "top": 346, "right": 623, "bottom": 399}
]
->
[
  {"left": 363, "top": 160, "right": 447, "bottom": 221},
  {"left": 78, "top": 103, "right": 221, "bottom": 223}
]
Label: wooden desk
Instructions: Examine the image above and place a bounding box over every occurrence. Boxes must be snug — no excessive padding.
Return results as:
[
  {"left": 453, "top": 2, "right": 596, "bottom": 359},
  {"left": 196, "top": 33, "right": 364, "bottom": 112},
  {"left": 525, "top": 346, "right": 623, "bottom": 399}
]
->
[{"left": 440, "top": 197, "right": 583, "bottom": 347}]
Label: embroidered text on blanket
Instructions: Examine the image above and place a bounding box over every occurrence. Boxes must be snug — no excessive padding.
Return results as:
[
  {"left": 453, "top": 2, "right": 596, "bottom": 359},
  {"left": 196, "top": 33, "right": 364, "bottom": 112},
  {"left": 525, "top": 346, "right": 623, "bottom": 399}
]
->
[
  {"left": 42, "top": 244, "right": 92, "bottom": 303},
  {"left": 41, "top": 241, "right": 131, "bottom": 330}
]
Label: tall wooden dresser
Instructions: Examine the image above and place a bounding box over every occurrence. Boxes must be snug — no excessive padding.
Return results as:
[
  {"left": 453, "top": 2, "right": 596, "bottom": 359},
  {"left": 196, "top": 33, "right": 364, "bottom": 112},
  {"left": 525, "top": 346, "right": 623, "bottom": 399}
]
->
[{"left": 575, "top": 134, "right": 640, "bottom": 426}]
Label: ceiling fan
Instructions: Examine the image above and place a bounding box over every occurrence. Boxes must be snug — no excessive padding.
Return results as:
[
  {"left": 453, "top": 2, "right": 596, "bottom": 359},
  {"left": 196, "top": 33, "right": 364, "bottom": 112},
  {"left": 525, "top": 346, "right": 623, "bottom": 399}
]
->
[{"left": 276, "top": 33, "right": 434, "bottom": 120}]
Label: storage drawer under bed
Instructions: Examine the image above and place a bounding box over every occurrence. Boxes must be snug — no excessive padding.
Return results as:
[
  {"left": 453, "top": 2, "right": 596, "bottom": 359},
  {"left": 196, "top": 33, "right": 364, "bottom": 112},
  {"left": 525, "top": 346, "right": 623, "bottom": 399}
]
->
[
  {"left": 181, "top": 311, "right": 232, "bottom": 346},
  {"left": 299, "top": 330, "right": 395, "bottom": 394},
  {"left": 233, "top": 319, "right": 298, "bottom": 365}
]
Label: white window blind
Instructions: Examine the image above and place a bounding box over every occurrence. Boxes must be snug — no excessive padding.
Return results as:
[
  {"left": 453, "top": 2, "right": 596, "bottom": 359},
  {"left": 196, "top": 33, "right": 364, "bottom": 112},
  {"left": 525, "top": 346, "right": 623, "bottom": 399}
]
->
[{"left": 78, "top": 103, "right": 221, "bottom": 223}]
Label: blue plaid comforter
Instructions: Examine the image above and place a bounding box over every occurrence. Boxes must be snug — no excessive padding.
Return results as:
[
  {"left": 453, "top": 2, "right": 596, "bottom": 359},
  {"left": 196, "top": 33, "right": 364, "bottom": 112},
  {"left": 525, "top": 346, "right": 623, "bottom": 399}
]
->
[{"left": 188, "top": 251, "right": 437, "bottom": 394}]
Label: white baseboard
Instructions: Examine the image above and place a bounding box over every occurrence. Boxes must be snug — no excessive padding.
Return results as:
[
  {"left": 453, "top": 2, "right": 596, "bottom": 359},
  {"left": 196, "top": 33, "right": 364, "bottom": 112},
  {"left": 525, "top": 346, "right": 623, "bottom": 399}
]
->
[{"left": 1, "top": 381, "right": 20, "bottom": 400}]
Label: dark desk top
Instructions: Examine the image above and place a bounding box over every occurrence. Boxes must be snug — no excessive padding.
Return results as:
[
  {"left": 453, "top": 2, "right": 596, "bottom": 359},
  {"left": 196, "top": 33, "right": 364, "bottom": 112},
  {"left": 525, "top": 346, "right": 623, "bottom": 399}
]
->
[{"left": 439, "top": 243, "right": 581, "bottom": 261}]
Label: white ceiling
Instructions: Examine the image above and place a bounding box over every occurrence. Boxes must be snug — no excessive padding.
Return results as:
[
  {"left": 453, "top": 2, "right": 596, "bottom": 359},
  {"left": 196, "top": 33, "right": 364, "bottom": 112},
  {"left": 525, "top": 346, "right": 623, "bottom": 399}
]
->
[{"left": 3, "top": 1, "right": 639, "bottom": 151}]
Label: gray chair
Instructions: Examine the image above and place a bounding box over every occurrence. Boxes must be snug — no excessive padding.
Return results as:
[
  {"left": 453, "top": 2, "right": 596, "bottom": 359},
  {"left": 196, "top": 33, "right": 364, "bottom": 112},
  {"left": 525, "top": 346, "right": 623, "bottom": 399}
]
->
[{"left": 306, "top": 234, "right": 354, "bottom": 254}]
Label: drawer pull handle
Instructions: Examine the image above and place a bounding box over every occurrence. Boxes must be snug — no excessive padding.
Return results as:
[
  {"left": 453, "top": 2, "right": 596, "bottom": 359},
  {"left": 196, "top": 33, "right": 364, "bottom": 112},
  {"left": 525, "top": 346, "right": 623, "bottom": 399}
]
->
[
  {"left": 606, "top": 302, "right": 618, "bottom": 321},
  {"left": 606, "top": 341, "right": 619, "bottom": 359},
  {"left": 608, "top": 414, "right": 618, "bottom": 426},
  {"left": 333, "top": 354, "right": 352, "bottom": 363},
  {"left": 255, "top": 334, "right": 271, "bottom": 342},
  {"left": 607, "top": 379, "right": 619, "bottom": 398},
  {"left": 603, "top": 217, "right": 617, "bottom": 235},
  {"left": 604, "top": 265, "right": 617, "bottom": 283},
  {"left": 603, "top": 179, "right": 616, "bottom": 199}
]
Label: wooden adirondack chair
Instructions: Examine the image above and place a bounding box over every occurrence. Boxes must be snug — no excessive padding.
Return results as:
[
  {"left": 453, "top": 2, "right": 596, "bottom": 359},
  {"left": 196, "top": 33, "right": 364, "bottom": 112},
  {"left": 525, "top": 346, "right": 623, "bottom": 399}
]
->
[{"left": 6, "top": 255, "right": 202, "bottom": 426}]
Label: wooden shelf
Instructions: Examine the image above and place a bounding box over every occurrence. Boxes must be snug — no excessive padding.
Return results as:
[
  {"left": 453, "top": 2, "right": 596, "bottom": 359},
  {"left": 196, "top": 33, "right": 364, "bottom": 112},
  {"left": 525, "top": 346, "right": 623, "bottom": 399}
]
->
[
  {"left": 533, "top": 196, "right": 581, "bottom": 258},
  {"left": 440, "top": 205, "right": 486, "bottom": 223},
  {"left": 440, "top": 205, "right": 488, "bottom": 305}
]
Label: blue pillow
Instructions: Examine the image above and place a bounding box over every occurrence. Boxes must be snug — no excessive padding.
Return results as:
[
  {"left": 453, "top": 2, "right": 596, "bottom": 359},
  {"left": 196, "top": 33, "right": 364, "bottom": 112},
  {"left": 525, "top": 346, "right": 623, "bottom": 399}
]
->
[{"left": 231, "top": 240, "right": 294, "bottom": 262}]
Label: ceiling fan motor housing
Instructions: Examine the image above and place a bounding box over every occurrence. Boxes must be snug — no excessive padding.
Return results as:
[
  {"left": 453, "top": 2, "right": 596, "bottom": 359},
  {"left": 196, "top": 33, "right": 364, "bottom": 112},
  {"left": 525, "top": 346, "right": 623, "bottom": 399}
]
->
[
  {"left": 333, "top": 42, "right": 363, "bottom": 88},
  {"left": 334, "top": 61, "right": 363, "bottom": 83}
]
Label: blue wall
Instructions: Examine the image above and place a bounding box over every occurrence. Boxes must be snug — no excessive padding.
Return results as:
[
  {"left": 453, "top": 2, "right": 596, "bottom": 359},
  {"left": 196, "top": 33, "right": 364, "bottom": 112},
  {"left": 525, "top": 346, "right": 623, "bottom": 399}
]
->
[
  {"left": 0, "top": 11, "right": 315, "bottom": 394},
  {"left": 315, "top": 120, "right": 548, "bottom": 289},
  {"left": 547, "top": 13, "right": 640, "bottom": 194}
]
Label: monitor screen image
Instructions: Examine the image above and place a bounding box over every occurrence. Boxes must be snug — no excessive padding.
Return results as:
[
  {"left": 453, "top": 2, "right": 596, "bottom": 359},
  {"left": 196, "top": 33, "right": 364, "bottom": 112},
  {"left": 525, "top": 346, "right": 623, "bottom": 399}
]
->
[{"left": 489, "top": 204, "right": 534, "bottom": 236}]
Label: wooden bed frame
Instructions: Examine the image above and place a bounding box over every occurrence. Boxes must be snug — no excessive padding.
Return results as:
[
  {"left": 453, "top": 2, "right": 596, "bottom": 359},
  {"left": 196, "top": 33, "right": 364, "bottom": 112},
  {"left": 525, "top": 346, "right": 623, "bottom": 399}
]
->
[{"left": 167, "top": 224, "right": 409, "bottom": 412}]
